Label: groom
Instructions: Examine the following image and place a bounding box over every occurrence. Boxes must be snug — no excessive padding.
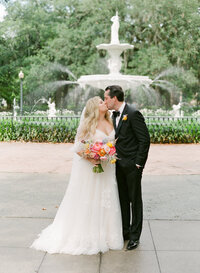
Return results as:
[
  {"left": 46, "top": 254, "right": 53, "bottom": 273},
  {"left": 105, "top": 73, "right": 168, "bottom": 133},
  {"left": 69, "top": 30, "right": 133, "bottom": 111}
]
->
[{"left": 104, "top": 85, "right": 150, "bottom": 250}]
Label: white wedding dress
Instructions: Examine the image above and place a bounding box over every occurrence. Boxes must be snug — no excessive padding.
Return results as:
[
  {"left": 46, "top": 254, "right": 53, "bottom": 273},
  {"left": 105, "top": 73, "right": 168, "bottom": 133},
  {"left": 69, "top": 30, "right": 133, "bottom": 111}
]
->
[{"left": 30, "top": 129, "right": 123, "bottom": 255}]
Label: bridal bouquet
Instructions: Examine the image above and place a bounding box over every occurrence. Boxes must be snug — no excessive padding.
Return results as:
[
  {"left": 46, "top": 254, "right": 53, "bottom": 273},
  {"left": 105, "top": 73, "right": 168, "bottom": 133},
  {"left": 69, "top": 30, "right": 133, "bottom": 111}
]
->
[{"left": 78, "top": 139, "right": 117, "bottom": 173}]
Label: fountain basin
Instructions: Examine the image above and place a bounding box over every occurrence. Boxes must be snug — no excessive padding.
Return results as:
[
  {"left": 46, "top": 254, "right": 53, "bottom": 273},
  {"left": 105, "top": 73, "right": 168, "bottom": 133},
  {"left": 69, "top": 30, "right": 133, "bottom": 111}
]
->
[
  {"left": 96, "top": 43, "right": 133, "bottom": 51},
  {"left": 77, "top": 74, "right": 153, "bottom": 91}
]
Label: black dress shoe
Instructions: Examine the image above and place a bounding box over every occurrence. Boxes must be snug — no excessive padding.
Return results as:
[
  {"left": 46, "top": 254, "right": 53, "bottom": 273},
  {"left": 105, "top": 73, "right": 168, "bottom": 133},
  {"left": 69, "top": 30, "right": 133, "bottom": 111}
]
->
[{"left": 126, "top": 240, "right": 139, "bottom": 250}]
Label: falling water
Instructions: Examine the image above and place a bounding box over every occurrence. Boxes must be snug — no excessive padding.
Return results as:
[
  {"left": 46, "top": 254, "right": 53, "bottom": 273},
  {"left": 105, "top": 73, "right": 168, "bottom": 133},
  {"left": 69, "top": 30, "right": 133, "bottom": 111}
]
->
[
  {"left": 126, "top": 67, "right": 193, "bottom": 109},
  {"left": 48, "top": 63, "right": 77, "bottom": 80}
]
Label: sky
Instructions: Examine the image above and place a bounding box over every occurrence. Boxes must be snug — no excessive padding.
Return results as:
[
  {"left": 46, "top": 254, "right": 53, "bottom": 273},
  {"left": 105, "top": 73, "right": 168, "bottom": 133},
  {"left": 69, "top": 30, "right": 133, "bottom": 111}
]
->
[{"left": 0, "top": 4, "right": 7, "bottom": 22}]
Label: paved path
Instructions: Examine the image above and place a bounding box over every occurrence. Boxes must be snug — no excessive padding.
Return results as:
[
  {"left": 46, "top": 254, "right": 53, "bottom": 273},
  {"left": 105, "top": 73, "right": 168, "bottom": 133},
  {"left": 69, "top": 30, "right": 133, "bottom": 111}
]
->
[
  {"left": 0, "top": 142, "right": 200, "bottom": 273},
  {"left": 0, "top": 142, "right": 199, "bottom": 175}
]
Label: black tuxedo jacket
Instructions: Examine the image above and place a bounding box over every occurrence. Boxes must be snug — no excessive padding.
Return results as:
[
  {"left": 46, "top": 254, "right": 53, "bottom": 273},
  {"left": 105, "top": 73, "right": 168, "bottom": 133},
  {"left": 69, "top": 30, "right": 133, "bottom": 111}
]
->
[{"left": 113, "top": 103, "right": 150, "bottom": 169}]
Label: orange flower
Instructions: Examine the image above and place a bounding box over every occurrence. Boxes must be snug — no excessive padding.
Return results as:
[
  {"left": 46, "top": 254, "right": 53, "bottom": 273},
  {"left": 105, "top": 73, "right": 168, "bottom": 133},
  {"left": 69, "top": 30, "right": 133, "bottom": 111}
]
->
[
  {"left": 98, "top": 148, "right": 106, "bottom": 156},
  {"left": 85, "top": 149, "right": 90, "bottom": 155}
]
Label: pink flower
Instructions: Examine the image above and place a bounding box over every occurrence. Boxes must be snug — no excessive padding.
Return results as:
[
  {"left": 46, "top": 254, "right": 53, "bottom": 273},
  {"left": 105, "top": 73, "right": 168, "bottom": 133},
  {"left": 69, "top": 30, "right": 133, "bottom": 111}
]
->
[
  {"left": 109, "top": 146, "right": 116, "bottom": 156},
  {"left": 91, "top": 142, "right": 102, "bottom": 152},
  {"left": 100, "top": 156, "right": 108, "bottom": 161},
  {"left": 94, "top": 153, "right": 100, "bottom": 160}
]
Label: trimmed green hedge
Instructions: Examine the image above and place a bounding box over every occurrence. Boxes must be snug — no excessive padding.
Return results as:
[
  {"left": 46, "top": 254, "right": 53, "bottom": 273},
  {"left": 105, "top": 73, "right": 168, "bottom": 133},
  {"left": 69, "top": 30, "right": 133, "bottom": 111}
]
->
[
  {"left": 0, "top": 120, "right": 77, "bottom": 143},
  {"left": 148, "top": 124, "right": 200, "bottom": 143},
  {"left": 0, "top": 118, "right": 199, "bottom": 143}
]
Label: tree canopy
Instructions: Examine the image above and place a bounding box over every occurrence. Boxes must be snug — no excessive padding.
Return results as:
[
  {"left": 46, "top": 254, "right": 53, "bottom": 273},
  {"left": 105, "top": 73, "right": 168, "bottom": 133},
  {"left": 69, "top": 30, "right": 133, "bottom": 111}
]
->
[{"left": 0, "top": 0, "right": 199, "bottom": 108}]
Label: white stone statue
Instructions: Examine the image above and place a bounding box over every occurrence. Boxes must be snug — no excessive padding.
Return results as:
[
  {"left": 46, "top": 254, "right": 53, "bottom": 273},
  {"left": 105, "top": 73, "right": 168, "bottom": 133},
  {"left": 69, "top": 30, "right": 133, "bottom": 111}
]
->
[
  {"left": 172, "top": 103, "right": 184, "bottom": 117},
  {"left": 13, "top": 98, "right": 19, "bottom": 119},
  {"left": 47, "top": 98, "right": 57, "bottom": 118},
  {"left": 1, "top": 99, "right": 7, "bottom": 108},
  {"left": 111, "top": 11, "right": 120, "bottom": 44}
]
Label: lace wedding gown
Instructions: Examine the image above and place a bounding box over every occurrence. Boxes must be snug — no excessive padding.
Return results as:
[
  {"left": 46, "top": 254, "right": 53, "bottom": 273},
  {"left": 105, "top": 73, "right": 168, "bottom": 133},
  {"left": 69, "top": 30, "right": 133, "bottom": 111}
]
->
[{"left": 30, "top": 129, "right": 123, "bottom": 255}]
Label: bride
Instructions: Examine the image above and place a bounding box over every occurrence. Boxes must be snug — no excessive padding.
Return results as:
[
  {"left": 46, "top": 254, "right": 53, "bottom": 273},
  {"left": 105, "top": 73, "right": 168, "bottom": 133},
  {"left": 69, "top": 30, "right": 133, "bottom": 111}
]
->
[{"left": 30, "top": 96, "right": 123, "bottom": 255}]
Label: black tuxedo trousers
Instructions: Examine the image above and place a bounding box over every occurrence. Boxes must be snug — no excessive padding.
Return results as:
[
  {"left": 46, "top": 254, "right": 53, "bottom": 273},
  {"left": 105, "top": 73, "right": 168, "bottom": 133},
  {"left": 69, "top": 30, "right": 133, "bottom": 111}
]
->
[
  {"left": 113, "top": 104, "right": 150, "bottom": 241},
  {"left": 116, "top": 162, "right": 143, "bottom": 240}
]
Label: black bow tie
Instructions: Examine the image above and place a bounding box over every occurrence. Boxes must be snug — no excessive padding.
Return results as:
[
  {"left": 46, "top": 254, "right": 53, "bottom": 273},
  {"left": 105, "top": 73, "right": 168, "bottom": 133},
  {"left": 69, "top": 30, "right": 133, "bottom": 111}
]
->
[{"left": 113, "top": 111, "right": 120, "bottom": 118}]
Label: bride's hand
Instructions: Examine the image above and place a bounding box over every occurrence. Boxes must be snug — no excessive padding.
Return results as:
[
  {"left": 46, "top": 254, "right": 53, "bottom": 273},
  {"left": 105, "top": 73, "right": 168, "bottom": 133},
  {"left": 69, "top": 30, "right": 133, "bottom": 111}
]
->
[
  {"left": 76, "top": 152, "right": 100, "bottom": 165},
  {"left": 87, "top": 158, "right": 100, "bottom": 165}
]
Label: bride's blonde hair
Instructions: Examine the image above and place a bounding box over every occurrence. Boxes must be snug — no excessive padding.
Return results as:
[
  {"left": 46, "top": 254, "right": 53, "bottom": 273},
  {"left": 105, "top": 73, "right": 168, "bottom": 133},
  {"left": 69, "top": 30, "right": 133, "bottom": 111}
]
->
[{"left": 78, "top": 96, "right": 112, "bottom": 140}]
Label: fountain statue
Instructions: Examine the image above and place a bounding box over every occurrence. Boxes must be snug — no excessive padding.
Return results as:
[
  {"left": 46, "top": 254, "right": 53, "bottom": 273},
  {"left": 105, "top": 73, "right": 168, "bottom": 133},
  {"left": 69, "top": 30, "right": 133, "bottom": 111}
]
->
[
  {"left": 31, "top": 97, "right": 57, "bottom": 117},
  {"left": 1, "top": 98, "right": 7, "bottom": 108},
  {"left": 78, "top": 12, "right": 152, "bottom": 90},
  {"left": 13, "top": 98, "right": 19, "bottom": 120},
  {"left": 172, "top": 103, "right": 184, "bottom": 117},
  {"left": 111, "top": 12, "right": 120, "bottom": 44},
  {"left": 47, "top": 98, "right": 57, "bottom": 118}
]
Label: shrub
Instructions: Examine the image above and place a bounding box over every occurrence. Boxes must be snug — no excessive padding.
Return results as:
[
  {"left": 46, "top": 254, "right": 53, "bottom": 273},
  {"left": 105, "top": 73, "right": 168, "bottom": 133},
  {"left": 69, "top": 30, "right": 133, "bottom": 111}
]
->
[{"left": 0, "top": 117, "right": 199, "bottom": 143}]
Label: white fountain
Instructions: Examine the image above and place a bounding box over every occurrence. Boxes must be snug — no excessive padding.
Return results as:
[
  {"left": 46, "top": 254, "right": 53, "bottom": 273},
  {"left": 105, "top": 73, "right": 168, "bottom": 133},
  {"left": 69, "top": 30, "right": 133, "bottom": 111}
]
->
[{"left": 78, "top": 12, "right": 152, "bottom": 90}]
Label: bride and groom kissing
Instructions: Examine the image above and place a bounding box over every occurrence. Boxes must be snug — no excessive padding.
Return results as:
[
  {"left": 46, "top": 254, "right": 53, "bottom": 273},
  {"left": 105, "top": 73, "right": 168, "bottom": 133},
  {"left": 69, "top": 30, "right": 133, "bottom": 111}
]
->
[{"left": 31, "top": 85, "right": 150, "bottom": 255}]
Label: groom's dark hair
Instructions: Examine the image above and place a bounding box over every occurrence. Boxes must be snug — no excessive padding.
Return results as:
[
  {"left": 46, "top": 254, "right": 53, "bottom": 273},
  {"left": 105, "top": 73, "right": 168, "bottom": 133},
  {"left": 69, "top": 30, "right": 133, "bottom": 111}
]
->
[{"left": 105, "top": 85, "right": 124, "bottom": 102}]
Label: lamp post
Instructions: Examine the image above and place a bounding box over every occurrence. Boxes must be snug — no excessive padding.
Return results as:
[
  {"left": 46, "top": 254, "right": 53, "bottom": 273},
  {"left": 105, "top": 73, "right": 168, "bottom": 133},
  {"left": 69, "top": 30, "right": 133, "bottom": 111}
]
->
[{"left": 18, "top": 70, "right": 24, "bottom": 115}]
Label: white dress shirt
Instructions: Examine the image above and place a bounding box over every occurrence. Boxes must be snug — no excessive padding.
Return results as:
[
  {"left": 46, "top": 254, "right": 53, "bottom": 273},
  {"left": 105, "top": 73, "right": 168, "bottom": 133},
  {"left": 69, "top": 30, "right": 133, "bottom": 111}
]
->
[{"left": 115, "top": 102, "right": 126, "bottom": 127}]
